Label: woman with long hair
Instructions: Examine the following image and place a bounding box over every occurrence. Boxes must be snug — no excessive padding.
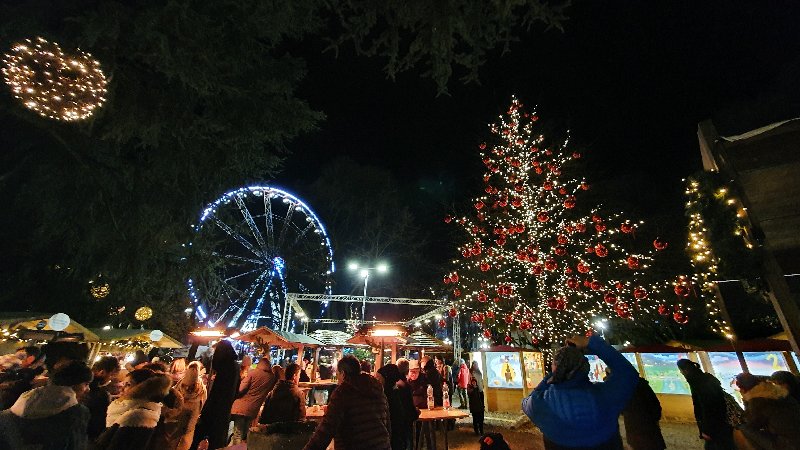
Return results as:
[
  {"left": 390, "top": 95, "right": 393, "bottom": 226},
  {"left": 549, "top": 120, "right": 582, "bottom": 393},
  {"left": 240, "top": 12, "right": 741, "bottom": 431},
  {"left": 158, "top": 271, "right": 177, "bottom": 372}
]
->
[{"left": 190, "top": 341, "right": 239, "bottom": 450}]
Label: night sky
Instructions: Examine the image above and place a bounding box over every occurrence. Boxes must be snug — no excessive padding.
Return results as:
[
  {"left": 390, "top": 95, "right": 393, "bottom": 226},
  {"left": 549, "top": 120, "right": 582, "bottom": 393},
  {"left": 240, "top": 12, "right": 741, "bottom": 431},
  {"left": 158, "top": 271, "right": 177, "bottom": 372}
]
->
[{"left": 284, "top": 2, "right": 799, "bottom": 209}]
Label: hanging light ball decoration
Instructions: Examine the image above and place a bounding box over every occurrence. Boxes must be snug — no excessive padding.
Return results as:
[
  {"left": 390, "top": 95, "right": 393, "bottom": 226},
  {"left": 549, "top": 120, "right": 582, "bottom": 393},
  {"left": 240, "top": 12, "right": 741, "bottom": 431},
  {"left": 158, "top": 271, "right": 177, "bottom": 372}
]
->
[
  {"left": 2, "top": 37, "right": 108, "bottom": 121},
  {"left": 134, "top": 306, "right": 153, "bottom": 321},
  {"left": 89, "top": 283, "right": 110, "bottom": 299}
]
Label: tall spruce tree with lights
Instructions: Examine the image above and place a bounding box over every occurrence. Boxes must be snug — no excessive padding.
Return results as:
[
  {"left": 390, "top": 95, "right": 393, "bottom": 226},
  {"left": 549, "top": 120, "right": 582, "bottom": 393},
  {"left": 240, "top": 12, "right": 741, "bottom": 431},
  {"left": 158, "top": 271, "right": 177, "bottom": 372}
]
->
[{"left": 443, "top": 97, "right": 690, "bottom": 347}]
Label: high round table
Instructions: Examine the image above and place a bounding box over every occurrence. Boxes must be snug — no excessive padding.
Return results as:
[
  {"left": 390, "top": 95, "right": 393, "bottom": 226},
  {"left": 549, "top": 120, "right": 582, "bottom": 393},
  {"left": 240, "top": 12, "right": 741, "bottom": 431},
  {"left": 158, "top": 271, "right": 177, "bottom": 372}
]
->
[{"left": 415, "top": 408, "right": 470, "bottom": 450}]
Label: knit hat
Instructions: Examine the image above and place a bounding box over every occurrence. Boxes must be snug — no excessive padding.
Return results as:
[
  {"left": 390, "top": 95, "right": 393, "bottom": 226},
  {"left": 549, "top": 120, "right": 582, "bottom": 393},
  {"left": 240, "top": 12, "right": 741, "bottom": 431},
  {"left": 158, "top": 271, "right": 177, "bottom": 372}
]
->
[
  {"left": 549, "top": 346, "right": 589, "bottom": 384},
  {"left": 51, "top": 360, "right": 93, "bottom": 386}
]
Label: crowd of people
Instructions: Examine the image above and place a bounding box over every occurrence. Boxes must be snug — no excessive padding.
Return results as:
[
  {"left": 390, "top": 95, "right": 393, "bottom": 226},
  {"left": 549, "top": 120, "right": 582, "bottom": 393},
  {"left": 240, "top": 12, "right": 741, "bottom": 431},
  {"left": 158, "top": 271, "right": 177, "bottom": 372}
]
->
[
  {"left": 2, "top": 336, "right": 799, "bottom": 450},
  {"left": 0, "top": 341, "right": 488, "bottom": 450}
]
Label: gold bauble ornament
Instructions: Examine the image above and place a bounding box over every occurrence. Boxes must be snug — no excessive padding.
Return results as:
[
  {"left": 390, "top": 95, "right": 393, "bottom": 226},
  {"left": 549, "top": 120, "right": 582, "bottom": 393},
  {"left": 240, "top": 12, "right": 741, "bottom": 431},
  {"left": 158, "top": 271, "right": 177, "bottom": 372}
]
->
[
  {"left": 134, "top": 306, "right": 153, "bottom": 321},
  {"left": 89, "top": 283, "right": 110, "bottom": 299}
]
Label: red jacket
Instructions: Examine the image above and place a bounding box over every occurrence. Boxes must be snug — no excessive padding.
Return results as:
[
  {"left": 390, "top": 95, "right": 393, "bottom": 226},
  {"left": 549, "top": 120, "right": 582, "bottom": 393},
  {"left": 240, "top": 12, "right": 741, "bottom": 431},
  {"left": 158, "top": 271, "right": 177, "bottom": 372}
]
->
[{"left": 457, "top": 364, "right": 470, "bottom": 389}]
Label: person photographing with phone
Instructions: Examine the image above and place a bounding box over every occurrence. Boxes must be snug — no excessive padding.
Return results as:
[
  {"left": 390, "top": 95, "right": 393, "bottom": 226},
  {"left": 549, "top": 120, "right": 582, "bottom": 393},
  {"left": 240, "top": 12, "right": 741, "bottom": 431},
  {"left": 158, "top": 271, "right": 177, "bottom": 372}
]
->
[{"left": 522, "top": 335, "right": 638, "bottom": 450}]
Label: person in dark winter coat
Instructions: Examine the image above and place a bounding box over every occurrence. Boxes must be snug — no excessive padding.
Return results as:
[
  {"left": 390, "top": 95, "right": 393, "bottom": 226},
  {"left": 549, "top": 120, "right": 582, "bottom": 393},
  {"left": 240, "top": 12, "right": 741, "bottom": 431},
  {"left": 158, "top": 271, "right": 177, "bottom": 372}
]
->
[
  {"left": 84, "top": 356, "right": 121, "bottom": 441},
  {"left": 259, "top": 363, "right": 306, "bottom": 424},
  {"left": 468, "top": 375, "right": 485, "bottom": 436},
  {"left": 735, "top": 373, "right": 800, "bottom": 450},
  {"left": 377, "top": 364, "right": 419, "bottom": 450},
  {"left": 191, "top": 339, "right": 239, "bottom": 450},
  {"left": 303, "top": 355, "right": 390, "bottom": 450},
  {"left": 422, "top": 356, "right": 443, "bottom": 407},
  {"left": 95, "top": 368, "right": 172, "bottom": 450},
  {"left": 622, "top": 376, "right": 665, "bottom": 450},
  {"left": 0, "top": 359, "right": 92, "bottom": 450},
  {"left": 677, "top": 359, "right": 734, "bottom": 450},
  {"left": 230, "top": 357, "right": 275, "bottom": 443},
  {"left": 522, "top": 335, "right": 638, "bottom": 450}
]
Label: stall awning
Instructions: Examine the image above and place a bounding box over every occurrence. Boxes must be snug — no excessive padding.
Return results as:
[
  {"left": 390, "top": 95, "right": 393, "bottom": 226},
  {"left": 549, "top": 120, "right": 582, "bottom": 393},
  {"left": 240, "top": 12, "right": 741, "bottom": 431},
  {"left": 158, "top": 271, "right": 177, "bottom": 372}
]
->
[
  {"left": 400, "top": 331, "right": 451, "bottom": 352},
  {"left": 238, "top": 327, "right": 323, "bottom": 349},
  {"left": 0, "top": 312, "right": 100, "bottom": 342},
  {"left": 308, "top": 330, "right": 357, "bottom": 347},
  {"left": 89, "top": 328, "right": 184, "bottom": 349}
]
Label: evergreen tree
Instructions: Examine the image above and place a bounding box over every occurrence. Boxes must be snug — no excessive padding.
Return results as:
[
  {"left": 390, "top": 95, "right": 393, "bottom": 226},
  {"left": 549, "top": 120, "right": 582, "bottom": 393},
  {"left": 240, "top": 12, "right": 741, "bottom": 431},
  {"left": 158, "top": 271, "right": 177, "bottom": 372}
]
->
[{"left": 444, "top": 97, "right": 689, "bottom": 347}]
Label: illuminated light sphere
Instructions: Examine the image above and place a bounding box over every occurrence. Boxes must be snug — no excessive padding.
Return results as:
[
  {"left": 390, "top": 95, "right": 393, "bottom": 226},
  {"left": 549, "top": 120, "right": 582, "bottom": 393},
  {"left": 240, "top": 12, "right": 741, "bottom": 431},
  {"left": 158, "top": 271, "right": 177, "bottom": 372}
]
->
[
  {"left": 90, "top": 283, "right": 110, "bottom": 299},
  {"left": 2, "top": 37, "right": 108, "bottom": 121},
  {"left": 134, "top": 306, "right": 153, "bottom": 321}
]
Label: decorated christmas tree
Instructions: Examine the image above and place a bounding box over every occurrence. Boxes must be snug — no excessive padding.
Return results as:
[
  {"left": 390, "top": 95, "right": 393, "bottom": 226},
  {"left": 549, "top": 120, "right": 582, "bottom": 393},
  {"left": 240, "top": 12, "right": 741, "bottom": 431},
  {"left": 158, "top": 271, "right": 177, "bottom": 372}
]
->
[{"left": 443, "top": 97, "right": 694, "bottom": 347}]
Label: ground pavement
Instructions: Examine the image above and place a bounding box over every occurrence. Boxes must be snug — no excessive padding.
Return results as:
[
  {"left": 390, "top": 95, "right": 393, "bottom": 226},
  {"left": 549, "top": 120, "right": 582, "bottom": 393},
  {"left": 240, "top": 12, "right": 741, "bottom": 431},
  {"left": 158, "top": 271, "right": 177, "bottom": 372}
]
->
[{"left": 444, "top": 411, "right": 705, "bottom": 450}]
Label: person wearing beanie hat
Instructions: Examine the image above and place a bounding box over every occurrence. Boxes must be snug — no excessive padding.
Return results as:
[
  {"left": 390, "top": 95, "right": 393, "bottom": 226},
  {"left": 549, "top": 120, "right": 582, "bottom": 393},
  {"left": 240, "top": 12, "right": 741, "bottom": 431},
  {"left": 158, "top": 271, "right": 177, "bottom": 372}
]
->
[
  {"left": 734, "top": 372, "right": 800, "bottom": 449},
  {"left": 522, "top": 335, "right": 638, "bottom": 449},
  {"left": 677, "top": 359, "right": 735, "bottom": 449},
  {"left": 0, "top": 360, "right": 92, "bottom": 449}
]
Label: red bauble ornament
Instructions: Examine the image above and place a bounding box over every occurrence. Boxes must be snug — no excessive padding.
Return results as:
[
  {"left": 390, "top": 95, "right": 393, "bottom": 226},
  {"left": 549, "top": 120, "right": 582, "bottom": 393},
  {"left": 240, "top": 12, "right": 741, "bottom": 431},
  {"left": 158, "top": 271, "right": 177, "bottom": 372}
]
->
[
  {"left": 620, "top": 222, "right": 634, "bottom": 234},
  {"left": 595, "top": 223, "right": 607, "bottom": 232},
  {"left": 531, "top": 265, "right": 543, "bottom": 275},
  {"left": 471, "top": 246, "right": 481, "bottom": 256},
  {"left": 474, "top": 201, "right": 485, "bottom": 210},
  {"left": 479, "top": 262, "right": 490, "bottom": 272},
  {"left": 576, "top": 223, "right": 587, "bottom": 233},
  {"left": 543, "top": 181, "right": 554, "bottom": 191},
  {"left": 535, "top": 167, "right": 544, "bottom": 174},
  {"left": 544, "top": 259, "right": 557, "bottom": 271},
  {"left": 585, "top": 246, "right": 595, "bottom": 254},
  {"left": 615, "top": 302, "right": 631, "bottom": 319},
  {"left": 558, "top": 187, "right": 568, "bottom": 195},
  {"left": 604, "top": 292, "right": 617, "bottom": 304},
  {"left": 595, "top": 244, "right": 609, "bottom": 257},
  {"left": 462, "top": 249, "right": 471, "bottom": 258},
  {"left": 504, "top": 314, "right": 514, "bottom": 324},
  {"left": 572, "top": 152, "right": 582, "bottom": 159},
  {"left": 514, "top": 184, "right": 524, "bottom": 192},
  {"left": 485, "top": 186, "right": 494, "bottom": 194},
  {"left": 557, "top": 234, "right": 569, "bottom": 245},
  {"left": 475, "top": 313, "right": 485, "bottom": 323},
  {"left": 567, "top": 278, "right": 579, "bottom": 289},
  {"left": 626, "top": 256, "right": 640, "bottom": 270},
  {"left": 438, "top": 319, "right": 446, "bottom": 328},
  {"left": 556, "top": 298, "right": 567, "bottom": 310},
  {"left": 479, "top": 143, "right": 487, "bottom": 150},
  {"left": 577, "top": 262, "right": 590, "bottom": 274},
  {"left": 493, "top": 297, "right": 500, "bottom": 303},
  {"left": 554, "top": 246, "right": 567, "bottom": 256},
  {"left": 483, "top": 328, "right": 492, "bottom": 338},
  {"left": 449, "top": 308, "right": 457, "bottom": 317},
  {"left": 673, "top": 311, "right": 689, "bottom": 324},
  {"left": 565, "top": 267, "right": 573, "bottom": 274},
  {"left": 537, "top": 211, "right": 550, "bottom": 222},
  {"left": 532, "top": 115, "right": 539, "bottom": 122},
  {"left": 450, "top": 273, "right": 459, "bottom": 283},
  {"left": 592, "top": 214, "right": 603, "bottom": 223},
  {"left": 515, "top": 223, "right": 525, "bottom": 233},
  {"left": 546, "top": 297, "right": 558, "bottom": 309},
  {"left": 520, "top": 319, "right": 532, "bottom": 330},
  {"left": 564, "top": 197, "right": 577, "bottom": 209},
  {"left": 591, "top": 280, "right": 603, "bottom": 291},
  {"left": 615, "top": 282, "right": 625, "bottom": 290},
  {"left": 453, "top": 289, "right": 461, "bottom": 297},
  {"left": 486, "top": 310, "right": 495, "bottom": 319},
  {"left": 658, "top": 304, "right": 670, "bottom": 316},
  {"left": 674, "top": 284, "right": 690, "bottom": 297},
  {"left": 633, "top": 287, "right": 648, "bottom": 299},
  {"left": 653, "top": 238, "right": 668, "bottom": 251},
  {"left": 505, "top": 335, "right": 513, "bottom": 344},
  {"left": 478, "top": 292, "right": 488, "bottom": 302},
  {"left": 580, "top": 182, "right": 590, "bottom": 191},
  {"left": 511, "top": 198, "right": 522, "bottom": 207},
  {"left": 444, "top": 215, "right": 453, "bottom": 224}
]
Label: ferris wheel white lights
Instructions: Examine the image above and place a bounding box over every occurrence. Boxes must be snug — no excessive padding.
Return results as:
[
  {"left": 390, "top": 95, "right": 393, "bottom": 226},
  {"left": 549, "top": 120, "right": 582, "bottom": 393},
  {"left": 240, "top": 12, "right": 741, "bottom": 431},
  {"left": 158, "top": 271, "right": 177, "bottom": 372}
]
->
[{"left": 191, "top": 185, "right": 334, "bottom": 331}]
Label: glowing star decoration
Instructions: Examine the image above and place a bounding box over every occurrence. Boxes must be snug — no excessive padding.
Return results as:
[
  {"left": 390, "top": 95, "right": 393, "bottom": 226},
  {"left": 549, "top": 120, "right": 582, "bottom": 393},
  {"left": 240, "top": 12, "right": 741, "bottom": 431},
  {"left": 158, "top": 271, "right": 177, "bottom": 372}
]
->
[
  {"left": 444, "top": 96, "right": 688, "bottom": 347},
  {"left": 134, "top": 306, "right": 153, "bottom": 321},
  {"left": 2, "top": 37, "right": 107, "bottom": 121}
]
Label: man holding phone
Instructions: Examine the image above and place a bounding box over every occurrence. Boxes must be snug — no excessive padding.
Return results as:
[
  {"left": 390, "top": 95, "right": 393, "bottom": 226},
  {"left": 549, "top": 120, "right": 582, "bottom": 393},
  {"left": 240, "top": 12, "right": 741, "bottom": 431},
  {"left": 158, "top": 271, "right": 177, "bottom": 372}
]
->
[{"left": 522, "top": 335, "right": 638, "bottom": 450}]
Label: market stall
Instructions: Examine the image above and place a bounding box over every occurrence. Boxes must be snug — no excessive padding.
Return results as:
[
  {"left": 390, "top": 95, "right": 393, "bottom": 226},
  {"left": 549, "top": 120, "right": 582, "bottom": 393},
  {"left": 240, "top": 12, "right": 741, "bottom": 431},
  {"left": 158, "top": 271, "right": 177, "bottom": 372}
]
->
[
  {"left": 87, "top": 328, "right": 184, "bottom": 362},
  {"left": 0, "top": 312, "right": 99, "bottom": 354},
  {"left": 469, "top": 345, "right": 544, "bottom": 412}
]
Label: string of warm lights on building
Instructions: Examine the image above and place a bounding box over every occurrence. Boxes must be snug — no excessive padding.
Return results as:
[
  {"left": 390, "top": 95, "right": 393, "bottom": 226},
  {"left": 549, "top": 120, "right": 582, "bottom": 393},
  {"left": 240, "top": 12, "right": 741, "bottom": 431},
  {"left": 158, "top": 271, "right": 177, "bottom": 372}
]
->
[
  {"left": 445, "top": 97, "right": 685, "bottom": 347},
  {"left": 2, "top": 36, "right": 107, "bottom": 121}
]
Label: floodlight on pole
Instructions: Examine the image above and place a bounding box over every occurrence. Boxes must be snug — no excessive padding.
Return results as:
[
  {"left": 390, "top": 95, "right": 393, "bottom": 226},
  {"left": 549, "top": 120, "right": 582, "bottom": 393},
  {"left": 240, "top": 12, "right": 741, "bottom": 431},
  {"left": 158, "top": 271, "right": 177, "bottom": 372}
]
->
[{"left": 347, "top": 260, "right": 390, "bottom": 324}]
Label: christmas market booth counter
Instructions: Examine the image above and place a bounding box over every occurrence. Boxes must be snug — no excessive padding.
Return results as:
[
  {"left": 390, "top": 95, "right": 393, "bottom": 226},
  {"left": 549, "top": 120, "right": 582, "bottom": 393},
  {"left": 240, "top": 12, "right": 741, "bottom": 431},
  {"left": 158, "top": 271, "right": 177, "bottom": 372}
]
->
[
  {"left": 87, "top": 328, "right": 183, "bottom": 362},
  {"left": 0, "top": 312, "right": 99, "bottom": 354},
  {"left": 469, "top": 345, "right": 545, "bottom": 413}
]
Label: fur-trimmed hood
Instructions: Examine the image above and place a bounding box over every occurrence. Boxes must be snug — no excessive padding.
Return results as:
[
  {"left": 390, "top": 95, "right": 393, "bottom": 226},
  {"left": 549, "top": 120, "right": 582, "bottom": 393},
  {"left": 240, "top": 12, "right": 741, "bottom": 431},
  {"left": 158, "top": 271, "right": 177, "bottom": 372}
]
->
[
  {"left": 124, "top": 373, "right": 171, "bottom": 401},
  {"left": 8, "top": 384, "right": 78, "bottom": 419},
  {"left": 106, "top": 398, "right": 162, "bottom": 428},
  {"left": 743, "top": 381, "right": 789, "bottom": 402}
]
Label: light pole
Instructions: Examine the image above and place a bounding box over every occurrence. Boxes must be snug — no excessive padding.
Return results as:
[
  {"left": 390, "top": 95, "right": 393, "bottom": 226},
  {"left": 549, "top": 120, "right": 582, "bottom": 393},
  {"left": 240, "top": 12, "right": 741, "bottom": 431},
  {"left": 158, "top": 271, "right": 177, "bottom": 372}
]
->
[{"left": 347, "top": 261, "right": 388, "bottom": 324}]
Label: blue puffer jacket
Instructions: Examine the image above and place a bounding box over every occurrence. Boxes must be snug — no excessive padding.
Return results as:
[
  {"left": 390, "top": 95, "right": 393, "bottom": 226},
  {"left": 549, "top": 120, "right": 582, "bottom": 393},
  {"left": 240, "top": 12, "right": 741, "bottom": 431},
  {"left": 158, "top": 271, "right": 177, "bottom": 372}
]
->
[{"left": 522, "top": 336, "right": 637, "bottom": 448}]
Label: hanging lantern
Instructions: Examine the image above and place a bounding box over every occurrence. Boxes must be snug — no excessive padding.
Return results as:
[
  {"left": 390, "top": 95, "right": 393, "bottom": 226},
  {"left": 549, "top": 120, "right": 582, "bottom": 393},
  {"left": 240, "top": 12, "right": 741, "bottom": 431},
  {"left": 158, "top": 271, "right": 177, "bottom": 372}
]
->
[{"left": 134, "top": 306, "right": 153, "bottom": 321}]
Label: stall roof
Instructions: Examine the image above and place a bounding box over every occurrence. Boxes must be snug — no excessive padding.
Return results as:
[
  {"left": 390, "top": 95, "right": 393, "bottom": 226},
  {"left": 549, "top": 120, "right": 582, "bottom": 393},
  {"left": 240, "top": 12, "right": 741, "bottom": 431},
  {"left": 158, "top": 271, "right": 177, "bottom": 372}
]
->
[
  {"left": 347, "top": 333, "right": 407, "bottom": 347},
  {"left": 401, "top": 331, "right": 451, "bottom": 352},
  {"left": 89, "top": 328, "right": 184, "bottom": 349},
  {"left": 0, "top": 312, "right": 99, "bottom": 342},
  {"left": 239, "top": 327, "right": 323, "bottom": 349},
  {"left": 308, "top": 330, "right": 356, "bottom": 347}
]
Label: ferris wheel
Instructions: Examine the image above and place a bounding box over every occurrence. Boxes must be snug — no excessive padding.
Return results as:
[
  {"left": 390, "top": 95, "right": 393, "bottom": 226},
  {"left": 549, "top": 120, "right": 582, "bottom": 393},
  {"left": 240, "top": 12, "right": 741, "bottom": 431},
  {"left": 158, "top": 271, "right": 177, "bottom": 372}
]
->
[{"left": 189, "top": 186, "right": 334, "bottom": 332}]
